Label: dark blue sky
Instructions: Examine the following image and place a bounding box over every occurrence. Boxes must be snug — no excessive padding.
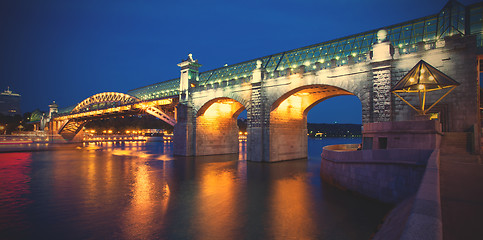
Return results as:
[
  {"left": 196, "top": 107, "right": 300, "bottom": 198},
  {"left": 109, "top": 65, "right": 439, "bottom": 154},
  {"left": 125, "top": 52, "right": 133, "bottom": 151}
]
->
[{"left": 0, "top": 0, "right": 479, "bottom": 123}]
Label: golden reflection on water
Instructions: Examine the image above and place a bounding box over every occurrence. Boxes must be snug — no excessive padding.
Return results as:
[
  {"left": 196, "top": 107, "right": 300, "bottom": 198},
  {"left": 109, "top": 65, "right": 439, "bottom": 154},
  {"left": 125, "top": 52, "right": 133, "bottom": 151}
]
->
[
  {"left": 269, "top": 175, "right": 317, "bottom": 239},
  {"left": 122, "top": 156, "right": 170, "bottom": 239},
  {"left": 47, "top": 143, "right": 173, "bottom": 239},
  {"left": 195, "top": 161, "right": 241, "bottom": 240}
]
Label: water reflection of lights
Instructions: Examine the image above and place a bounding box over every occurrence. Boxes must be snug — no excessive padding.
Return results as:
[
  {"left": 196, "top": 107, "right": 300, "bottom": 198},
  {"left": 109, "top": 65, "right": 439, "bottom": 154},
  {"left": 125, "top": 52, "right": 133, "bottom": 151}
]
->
[
  {"left": 122, "top": 161, "right": 170, "bottom": 239},
  {"left": 82, "top": 135, "right": 147, "bottom": 143},
  {"left": 0, "top": 152, "right": 33, "bottom": 231},
  {"left": 269, "top": 176, "right": 316, "bottom": 239},
  {"left": 238, "top": 141, "right": 247, "bottom": 161},
  {"left": 109, "top": 149, "right": 174, "bottom": 161},
  {"left": 195, "top": 162, "right": 239, "bottom": 240}
]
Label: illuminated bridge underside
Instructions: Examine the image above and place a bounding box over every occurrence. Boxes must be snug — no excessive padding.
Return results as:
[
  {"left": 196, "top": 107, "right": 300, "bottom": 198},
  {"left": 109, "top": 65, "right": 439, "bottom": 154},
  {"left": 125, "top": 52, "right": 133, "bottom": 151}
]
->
[
  {"left": 55, "top": 92, "right": 177, "bottom": 140},
  {"left": 145, "top": 106, "right": 177, "bottom": 126},
  {"left": 196, "top": 98, "right": 245, "bottom": 156},
  {"left": 270, "top": 86, "right": 353, "bottom": 161},
  {"left": 58, "top": 120, "right": 87, "bottom": 141}
]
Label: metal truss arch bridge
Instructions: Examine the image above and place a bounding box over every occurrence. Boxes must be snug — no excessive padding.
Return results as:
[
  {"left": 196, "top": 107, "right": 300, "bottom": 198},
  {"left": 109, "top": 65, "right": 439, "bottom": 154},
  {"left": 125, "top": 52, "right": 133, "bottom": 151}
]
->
[{"left": 53, "top": 92, "right": 177, "bottom": 141}]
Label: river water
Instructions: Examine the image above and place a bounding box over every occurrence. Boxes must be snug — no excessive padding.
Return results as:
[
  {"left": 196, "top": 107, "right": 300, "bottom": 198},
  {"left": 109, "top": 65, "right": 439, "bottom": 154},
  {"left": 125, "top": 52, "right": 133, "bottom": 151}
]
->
[{"left": 0, "top": 138, "right": 390, "bottom": 240}]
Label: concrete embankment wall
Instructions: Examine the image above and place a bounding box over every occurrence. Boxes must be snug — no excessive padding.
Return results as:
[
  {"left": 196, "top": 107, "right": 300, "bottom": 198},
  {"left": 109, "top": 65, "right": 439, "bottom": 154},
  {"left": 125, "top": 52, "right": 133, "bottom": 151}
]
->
[
  {"left": 373, "top": 149, "right": 442, "bottom": 240},
  {"left": 399, "top": 149, "right": 442, "bottom": 240},
  {"left": 320, "top": 145, "right": 432, "bottom": 204}
]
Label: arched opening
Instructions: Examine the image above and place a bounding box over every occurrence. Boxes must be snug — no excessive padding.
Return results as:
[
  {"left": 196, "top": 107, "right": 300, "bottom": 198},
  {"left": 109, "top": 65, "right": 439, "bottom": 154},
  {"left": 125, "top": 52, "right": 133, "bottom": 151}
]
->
[
  {"left": 306, "top": 95, "right": 362, "bottom": 158},
  {"left": 237, "top": 109, "right": 248, "bottom": 159},
  {"left": 269, "top": 85, "right": 358, "bottom": 162},
  {"left": 307, "top": 96, "right": 362, "bottom": 125},
  {"left": 196, "top": 97, "right": 246, "bottom": 156}
]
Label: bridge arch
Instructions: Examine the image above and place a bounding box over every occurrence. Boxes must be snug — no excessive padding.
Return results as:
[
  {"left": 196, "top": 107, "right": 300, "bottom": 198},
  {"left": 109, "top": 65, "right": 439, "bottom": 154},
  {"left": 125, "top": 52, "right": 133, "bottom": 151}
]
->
[
  {"left": 269, "top": 84, "right": 360, "bottom": 162},
  {"left": 264, "top": 71, "right": 371, "bottom": 124},
  {"left": 195, "top": 97, "right": 246, "bottom": 156},
  {"left": 192, "top": 90, "right": 251, "bottom": 114},
  {"left": 72, "top": 92, "right": 139, "bottom": 113}
]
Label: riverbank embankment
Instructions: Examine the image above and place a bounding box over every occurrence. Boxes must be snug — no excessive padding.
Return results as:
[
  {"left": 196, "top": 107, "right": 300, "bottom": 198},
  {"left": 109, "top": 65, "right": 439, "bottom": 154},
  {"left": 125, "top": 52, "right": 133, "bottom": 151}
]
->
[{"left": 321, "top": 146, "right": 443, "bottom": 239}]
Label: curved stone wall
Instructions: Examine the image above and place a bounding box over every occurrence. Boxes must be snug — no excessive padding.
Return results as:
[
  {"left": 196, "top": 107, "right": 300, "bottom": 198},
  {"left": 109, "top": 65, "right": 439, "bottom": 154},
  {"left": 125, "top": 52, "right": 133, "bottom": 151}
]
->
[{"left": 321, "top": 145, "right": 432, "bottom": 204}]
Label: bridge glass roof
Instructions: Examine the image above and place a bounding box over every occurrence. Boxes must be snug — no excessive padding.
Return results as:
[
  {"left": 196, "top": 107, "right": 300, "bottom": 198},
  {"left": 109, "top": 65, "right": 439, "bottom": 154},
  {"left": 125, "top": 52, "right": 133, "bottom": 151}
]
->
[
  {"left": 127, "top": 1, "right": 483, "bottom": 101},
  {"left": 127, "top": 78, "right": 180, "bottom": 100},
  {"left": 57, "top": 105, "right": 75, "bottom": 115}
]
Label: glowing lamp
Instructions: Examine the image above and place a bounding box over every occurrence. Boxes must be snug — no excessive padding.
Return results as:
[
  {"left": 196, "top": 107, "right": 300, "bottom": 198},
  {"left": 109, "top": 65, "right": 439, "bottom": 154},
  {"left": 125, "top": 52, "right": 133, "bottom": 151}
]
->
[{"left": 391, "top": 60, "right": 459, "bottom": 115}]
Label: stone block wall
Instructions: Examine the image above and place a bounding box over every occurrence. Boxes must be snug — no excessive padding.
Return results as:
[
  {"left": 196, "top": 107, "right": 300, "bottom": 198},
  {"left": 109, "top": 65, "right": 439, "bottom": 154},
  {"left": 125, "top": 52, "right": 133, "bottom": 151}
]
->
[
  {"left": 269, "top": 116, "right": 308, "bottom": 162},
  {"left": 173, "top": 103, "right": 196, "bottom": 156},
  {"left": 196, "top": 114, "right": 239, "bottom": 156},
  {"left": 195, "top": 99, "right": 244, "bottom": 156},
  {"left": 371, "top": 64, "right": 392, "bottom": 122}
]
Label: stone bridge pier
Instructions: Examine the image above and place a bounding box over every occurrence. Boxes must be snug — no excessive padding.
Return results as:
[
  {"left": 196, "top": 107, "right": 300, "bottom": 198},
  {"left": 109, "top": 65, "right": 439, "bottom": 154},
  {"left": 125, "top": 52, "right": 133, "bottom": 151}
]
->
[{"left": 174, "top": 34, "right": 479, "bottom": 162}]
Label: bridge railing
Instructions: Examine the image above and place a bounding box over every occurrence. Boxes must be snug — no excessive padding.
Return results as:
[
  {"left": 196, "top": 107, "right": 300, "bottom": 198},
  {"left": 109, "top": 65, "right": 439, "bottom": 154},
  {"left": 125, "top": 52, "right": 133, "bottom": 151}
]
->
[{"left": 193, "top": 76, "right": 252, "bottom": 92}]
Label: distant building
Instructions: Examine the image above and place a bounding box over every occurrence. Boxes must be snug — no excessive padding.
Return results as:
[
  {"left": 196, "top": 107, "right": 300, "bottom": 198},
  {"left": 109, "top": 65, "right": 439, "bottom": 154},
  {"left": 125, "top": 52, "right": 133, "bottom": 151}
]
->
[{"left": 0, "top": 87, "right": 21, "bottom": 116}]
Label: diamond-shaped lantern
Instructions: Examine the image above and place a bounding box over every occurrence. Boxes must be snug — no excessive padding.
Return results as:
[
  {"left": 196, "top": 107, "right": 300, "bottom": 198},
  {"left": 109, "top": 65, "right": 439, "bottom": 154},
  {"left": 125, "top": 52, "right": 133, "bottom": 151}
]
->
[{"left": 391, "top": 60, "right": 460, "bottom": 115}]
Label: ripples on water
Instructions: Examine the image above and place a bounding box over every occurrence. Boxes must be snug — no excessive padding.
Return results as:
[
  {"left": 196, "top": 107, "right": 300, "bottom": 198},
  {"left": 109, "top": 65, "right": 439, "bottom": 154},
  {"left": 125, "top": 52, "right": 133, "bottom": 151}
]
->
[{"left": 0, "top": 138, "right": 390, "bottom": 240}]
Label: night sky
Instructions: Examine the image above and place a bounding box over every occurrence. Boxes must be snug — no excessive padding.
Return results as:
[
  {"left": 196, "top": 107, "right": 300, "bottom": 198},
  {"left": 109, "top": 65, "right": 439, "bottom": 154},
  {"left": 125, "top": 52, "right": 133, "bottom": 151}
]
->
[{"left": 1, "top": 0, "right": 479, "bottom": 124}]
